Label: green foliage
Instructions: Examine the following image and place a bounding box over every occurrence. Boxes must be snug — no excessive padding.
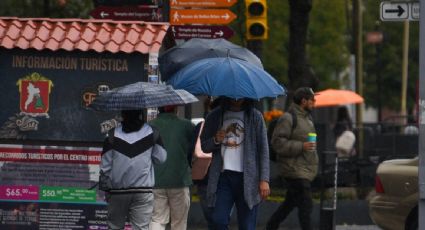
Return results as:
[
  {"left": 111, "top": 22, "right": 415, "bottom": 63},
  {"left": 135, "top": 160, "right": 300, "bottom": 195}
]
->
[
  {"left": 0, "top": 0, "right": 93, "bottom": 18},
  {"left": 263, "top": 0, "right": 350, "bottom": 90},
  {"left": 363, "top": 1, "right": 419, "bottom": 111},
  {"left": 262, "top": 1, "right": 290, "bottom": 85},
  {"left": 309, "top": 0, "right": 350, "bottom": 89}
]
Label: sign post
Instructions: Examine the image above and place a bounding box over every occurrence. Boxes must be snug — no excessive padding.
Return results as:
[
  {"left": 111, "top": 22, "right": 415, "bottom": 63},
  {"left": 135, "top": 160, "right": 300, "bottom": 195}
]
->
[
  {"left": 168, "top": 0, "right": 237, "bottom": 39},
  {"left": 418, "top": 0, "right": 425, "bottom": 229}
]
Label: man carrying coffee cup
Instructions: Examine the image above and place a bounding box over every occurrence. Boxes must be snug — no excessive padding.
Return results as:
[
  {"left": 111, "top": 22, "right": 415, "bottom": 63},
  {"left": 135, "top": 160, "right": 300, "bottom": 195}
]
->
[{"left": 265, "top": 87, "right": 318, "bottom": 230}]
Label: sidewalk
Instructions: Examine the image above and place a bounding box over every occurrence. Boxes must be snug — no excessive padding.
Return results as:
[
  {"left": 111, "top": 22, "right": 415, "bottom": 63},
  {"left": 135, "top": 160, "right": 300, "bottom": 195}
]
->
[
  {"left": 188, "top": 226, "right": 380, "bottom": 230},
  {"left": 187, "top": 200, "right": 380, "bottom": 230}
]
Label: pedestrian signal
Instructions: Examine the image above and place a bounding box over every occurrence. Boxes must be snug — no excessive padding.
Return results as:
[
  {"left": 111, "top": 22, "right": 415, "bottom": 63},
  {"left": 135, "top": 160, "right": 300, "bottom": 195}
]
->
[{"left": 245, "top": 0, "right": 268, "bottom": 40}]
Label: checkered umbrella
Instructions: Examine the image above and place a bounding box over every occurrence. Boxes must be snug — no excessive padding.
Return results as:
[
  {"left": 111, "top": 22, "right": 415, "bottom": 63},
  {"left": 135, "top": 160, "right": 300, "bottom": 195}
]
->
[{"left": 89, "top": 82, "right": 198, "bottom": 111}]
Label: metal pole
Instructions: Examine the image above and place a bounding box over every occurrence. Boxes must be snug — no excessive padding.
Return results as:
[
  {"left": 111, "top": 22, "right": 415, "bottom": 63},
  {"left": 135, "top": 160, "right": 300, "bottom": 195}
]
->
[
  {"left": 375, "top": 22, "right": 383, "bottom": 122},
  {"left": 319, "top": 151, "right": 338, "bottom": 230},
  {"left": 401, "top": 20, "right": 410, "bottom": 120},
  {"left": 353, "top": 0, "right": 364, "bottom": 157},
  {"left": 418, "top": 0, "right": 425, "bottom": 229}
]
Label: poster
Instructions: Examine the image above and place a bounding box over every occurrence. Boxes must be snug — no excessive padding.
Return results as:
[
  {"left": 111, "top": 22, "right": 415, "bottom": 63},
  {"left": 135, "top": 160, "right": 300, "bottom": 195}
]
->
[
  {"left": 0, "top": 144, "right": 111, "bottom": 229},
  {"left": 0, "top": 48, "right": 148, "bottom": 142}
]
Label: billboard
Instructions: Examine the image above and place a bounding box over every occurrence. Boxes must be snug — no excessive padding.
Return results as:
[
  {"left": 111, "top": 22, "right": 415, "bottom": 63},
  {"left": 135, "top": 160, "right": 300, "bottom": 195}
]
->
[{"left": 0, "top": 48, "right": 148, "bottom": 142}]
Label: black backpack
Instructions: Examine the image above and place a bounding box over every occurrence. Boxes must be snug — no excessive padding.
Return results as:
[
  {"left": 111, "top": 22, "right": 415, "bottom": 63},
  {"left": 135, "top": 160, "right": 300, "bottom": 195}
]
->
[{"left": 268, "top": 110, "right": 297, "bottom": 162}]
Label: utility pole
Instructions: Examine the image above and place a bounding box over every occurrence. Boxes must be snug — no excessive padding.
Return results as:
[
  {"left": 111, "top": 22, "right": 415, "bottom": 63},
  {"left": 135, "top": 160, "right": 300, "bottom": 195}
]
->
[
  {"left": 401, "top": 20, "right": 410, "bottom": 120},
  {"left": 247, "top": 40, "right": 263, "bottom": 60},
  {"left": 418, "top": 0, "right": 425, "bottom": 229},
  {"left": 353, "top": 0, "right": 363, "bottom": 157}
]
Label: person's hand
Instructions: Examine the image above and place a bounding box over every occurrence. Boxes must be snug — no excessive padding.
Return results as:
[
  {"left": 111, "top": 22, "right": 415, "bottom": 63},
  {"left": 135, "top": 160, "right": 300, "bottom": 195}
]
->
[
  {"left": 214, "top": 130, "right": 226, "bottom": 144},
  {"left": 303, "top": 142, "right": 316, "bottom": 151},
  {"left": 259, "top": 180, "right": 270, "bottom": 200}
]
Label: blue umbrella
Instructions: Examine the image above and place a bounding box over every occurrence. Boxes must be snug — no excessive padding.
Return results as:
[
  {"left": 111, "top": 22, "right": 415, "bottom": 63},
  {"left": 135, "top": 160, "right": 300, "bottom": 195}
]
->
[{"left": 167, "top": 57, "right": 285, "bottom": 99}]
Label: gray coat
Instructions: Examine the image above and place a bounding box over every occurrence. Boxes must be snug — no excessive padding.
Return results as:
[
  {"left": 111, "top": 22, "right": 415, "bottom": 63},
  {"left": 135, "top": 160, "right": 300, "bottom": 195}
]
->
[{"left": 200, "top": 107, "right": 269, "bottom": 209}]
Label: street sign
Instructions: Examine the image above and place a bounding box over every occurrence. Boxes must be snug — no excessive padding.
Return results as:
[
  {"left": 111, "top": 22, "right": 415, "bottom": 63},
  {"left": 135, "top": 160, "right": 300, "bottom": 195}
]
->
[
  {"left": 170, "top": 0, "right": 237, "bottom": 8},
  {"left": 366, "top": 31, "right": 383, "bottom": 44},
  {"left": 380, "top": 1, "right": 419, "bottom": 21},
  {"left": 90, "top": 6, "right": 163, "bottom": 21},
  {"left": 170, "top": 9, "right": 236, "bottom": 25},
  {"left": 171, "top": 25, "right": 234, "bottom": 39},
  {"left": 411, "top": 2, "right": 420, "bottom": 20}
]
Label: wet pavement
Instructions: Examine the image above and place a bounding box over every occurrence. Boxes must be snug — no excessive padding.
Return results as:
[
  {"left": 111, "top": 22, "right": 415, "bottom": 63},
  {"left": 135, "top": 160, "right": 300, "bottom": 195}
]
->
[
  {"left": 188, "top": 224, "right": 381, "bottom": 230},
  {"left": 187, "top": 200, "right": 381, "bottom": 230}
]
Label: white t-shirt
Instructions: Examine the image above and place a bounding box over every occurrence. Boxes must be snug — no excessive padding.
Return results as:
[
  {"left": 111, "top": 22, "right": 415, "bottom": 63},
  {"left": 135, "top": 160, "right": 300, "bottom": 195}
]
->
[{"left": 221, "top": 111, "right": 245, "bottom": 172}]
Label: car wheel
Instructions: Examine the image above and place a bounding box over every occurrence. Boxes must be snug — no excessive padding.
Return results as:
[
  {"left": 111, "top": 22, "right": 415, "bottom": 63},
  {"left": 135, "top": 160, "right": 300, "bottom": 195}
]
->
[{"left": 405, "top": 207, "right": 418, "bottom": 230}]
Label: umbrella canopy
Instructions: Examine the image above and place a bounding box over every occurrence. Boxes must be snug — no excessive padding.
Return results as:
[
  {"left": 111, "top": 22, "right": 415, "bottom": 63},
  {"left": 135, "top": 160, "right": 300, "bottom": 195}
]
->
[
  {"left": 89, "top": 82, "right": 198, "bottom": 111},
  {"left": 158, "top": 38, "right": 263, "bottom": 81},
  {"left": 167, "top": 57, "right": 285, "bottom": 100},
  {"left": 314, "top": 89, "right": 364, "bottom": 107}
]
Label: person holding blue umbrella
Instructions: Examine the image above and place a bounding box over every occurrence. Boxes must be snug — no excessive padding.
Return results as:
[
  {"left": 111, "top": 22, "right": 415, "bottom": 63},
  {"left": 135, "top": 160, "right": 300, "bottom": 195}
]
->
[{"left": 200, "top": 97, "right": 270, "bottom": 230}]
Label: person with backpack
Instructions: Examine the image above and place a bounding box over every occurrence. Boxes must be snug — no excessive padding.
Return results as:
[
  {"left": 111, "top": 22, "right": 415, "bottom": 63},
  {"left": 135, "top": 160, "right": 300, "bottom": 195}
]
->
[
  {"left": 99, "top": 109, "right": 167, "bottom": 230},
  {"left": 265, "top": 87, "right": 318, "bottom": 230}
]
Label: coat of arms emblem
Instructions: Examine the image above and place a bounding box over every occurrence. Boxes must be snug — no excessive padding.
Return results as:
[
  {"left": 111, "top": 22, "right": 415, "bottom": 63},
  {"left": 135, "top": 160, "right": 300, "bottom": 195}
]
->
[{"left": 16, "top": 72, "right": 54, "bottom": 118}]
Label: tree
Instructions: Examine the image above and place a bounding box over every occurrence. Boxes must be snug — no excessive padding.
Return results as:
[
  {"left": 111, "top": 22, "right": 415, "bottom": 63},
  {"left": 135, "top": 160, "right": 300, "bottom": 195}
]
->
[
  {"left": 363, "top": 1, "right": 419, "bottom": 114},
  {"left": 287, "top": 0, "right": 318, "bottom": 92},
  {"left": 262, "top": 0, "right": 349, "bottom": 92},
  {"left": 0, "top": 0, "right": 93, "bottom": 18}
]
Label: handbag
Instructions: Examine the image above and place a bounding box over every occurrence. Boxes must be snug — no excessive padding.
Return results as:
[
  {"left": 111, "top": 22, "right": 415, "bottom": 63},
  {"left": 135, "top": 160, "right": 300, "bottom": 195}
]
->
[
  {"left": 335, "top": 130, "right": 356, "bottom": 157},
  {"left": 191, "top": 122, "right": 212, "bottom": 180}
]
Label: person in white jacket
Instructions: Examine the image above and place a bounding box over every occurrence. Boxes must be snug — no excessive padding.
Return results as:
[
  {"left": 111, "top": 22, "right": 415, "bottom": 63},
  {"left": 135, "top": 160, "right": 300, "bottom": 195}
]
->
[{"left": 100, "top": 110, "right": 167, "bottom": 230}]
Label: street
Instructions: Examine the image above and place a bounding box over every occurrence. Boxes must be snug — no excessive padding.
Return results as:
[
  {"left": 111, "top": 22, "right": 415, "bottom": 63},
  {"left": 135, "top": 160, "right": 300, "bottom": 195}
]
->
[{"left": 187, "top": 199, "right": 381, "bottom": 230}]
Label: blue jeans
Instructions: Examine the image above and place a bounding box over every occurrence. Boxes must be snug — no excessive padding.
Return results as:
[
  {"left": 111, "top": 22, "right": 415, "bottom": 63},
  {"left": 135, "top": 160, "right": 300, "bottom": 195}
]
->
[{"left": 212, "top": 170, "right": 258, "bottom": 230}]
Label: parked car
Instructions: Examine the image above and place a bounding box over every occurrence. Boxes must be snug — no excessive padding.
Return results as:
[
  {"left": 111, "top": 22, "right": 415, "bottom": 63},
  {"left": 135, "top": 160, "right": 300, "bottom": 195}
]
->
[{"left": 369, "top": 157, "right": 418, "bottom": 230}]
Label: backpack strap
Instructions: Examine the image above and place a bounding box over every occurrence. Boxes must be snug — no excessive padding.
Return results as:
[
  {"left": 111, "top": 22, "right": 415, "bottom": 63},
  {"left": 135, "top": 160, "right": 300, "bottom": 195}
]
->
[
  {"left": 107, "top": 128, "right": 115, "bottom": 145},
  {"left": 289, "top": 110, "right": 298, "bottom": 132},
  {"left": 288, "top": 110, "right": 297, "bottom": 136}
]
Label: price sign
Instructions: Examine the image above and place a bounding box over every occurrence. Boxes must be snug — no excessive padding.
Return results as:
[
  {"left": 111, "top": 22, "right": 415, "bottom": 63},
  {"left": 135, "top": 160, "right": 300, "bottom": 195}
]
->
[
  {"left": 40, "top": 186, "right": 96, "bottom": 203},
  {"left": 0, "top": 185, "right": 39, "bottom": 200}
]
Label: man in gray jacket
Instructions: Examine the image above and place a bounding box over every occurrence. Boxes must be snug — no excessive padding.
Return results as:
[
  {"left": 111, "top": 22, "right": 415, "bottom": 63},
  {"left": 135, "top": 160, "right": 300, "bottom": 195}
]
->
[
  {"left": 265, "top": 87, "right": 318, "bottom": 230},
  {"left": 100, "top": 110, "right": 167, "bottom": 230}
]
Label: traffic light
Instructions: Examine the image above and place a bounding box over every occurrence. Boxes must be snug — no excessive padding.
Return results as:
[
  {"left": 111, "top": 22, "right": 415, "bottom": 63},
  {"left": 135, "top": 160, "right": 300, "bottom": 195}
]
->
[{"left": 245, "top": 0, "right": 268, "bottom": 40}]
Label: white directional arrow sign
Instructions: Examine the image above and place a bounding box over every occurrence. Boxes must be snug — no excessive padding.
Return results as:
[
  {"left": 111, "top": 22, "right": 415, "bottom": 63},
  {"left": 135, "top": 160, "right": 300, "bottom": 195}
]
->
[
  {"left": 380, "top": 1, "right": 419, "bottom": 21},
  {"left": 381, "top": 2, "right": 408, "bottom": 20}
]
